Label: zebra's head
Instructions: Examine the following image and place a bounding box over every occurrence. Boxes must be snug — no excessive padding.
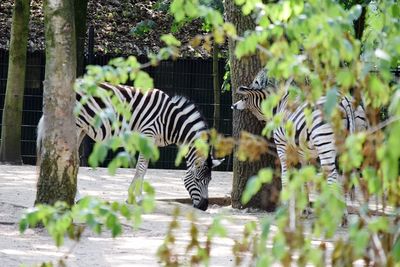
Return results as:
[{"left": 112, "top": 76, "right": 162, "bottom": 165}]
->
[
  {"left": 185, "top": 152, "right": 223, "bottom": 211},
  {"left": 231, "top": 69, "right": 280, "bottom": 121},
  {"left": 231, "top": 87, "right": 270, "bottom": 121},
  {"left": 249, "top": 69, "right": 277, "bottom": 90}
]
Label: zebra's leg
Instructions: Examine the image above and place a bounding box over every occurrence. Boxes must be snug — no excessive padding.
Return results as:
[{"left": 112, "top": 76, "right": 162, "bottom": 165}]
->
[
  {"left": 276, "top": 143, "right": 289, "bottom": 189},
  {"left": 128, "top": 153, "right": 149, "bottom": 204},
  {"left": 312, "top": 133, "right": 348, "bottom": 225},
  {"left": 276, "top": 143, "right": 299, "bottom": 229},
  {"left": 298, "top": 156, "right": 313, "bottom": 217}
]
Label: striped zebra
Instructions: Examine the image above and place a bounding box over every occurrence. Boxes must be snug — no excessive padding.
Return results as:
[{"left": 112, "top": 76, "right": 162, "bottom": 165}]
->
[
  {"left": 37, "top": 82, "right": 223, "bottom": 211},
  {"left": 232, "top": 69, "right": 368, "bottom": 192}
]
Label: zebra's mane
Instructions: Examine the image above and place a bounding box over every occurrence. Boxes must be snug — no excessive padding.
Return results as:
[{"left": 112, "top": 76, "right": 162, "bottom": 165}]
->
[
  {"left": 250, "top": 69, "right": 279, "bottom": 91},
  {"left": 170, "top": 95, "right": 208, "bottom": 128}
]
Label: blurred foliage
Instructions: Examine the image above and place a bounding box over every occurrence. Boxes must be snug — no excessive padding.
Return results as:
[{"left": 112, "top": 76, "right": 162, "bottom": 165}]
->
[
  {"left": 20, "top": 184, "right": 155, "bottom": 265},
  {"left": 157, "top": 207, "right": 227, "bottom": 266},
  {"left": 21, "top": 0, "right": 400, "bottom": 266},
  {"left": 130, "top": 19, "right": 157, "bottom": 37},
  {"left": 165, "top": 0, "right": 400, "bottom": 266}
]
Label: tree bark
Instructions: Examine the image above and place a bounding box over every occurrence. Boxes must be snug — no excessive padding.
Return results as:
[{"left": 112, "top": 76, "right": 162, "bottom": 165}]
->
[
  {"left": 74, "top": 0, "right": 89, "bottom": 166},
  {"left": 74, "top": 0, "right": 88, "bottom": 77},
  {"left": 212, "top": 43, "right": 220, "bottom": 131},
  {"left": 35, "top": 0, "right": 78, "bottom": 206},
  {"left": 354, "top": 5, "right": 367, "bottom": 41},
  {"left": 0, "top": 0, "right": 30, "bottom": 164},
  {"left": 224, "top": 0, "right": 278, "bottom": 211}
]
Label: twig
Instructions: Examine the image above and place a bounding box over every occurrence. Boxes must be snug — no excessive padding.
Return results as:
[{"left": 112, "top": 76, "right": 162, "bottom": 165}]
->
[
  {"left": 366, "top": 116, "right": 400, "bottom": 135},
  {"left": 62, "top": 227, "right": 86, "bottom": 262}
]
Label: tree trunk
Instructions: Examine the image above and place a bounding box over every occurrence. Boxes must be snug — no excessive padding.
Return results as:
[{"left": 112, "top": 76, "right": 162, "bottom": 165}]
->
[
  {"left": 212, "top": 43, "right": 220, "bottom": 131},
  {"left": 354, "top": 5, "right": 367, "bottom": 41},
  {"left": 224, "top": 0, "right": 278, "bottom": 211},
  {"left": 35, "top": 0, "right": 78, "bottom": 206},
  {"left": 0, "top": 0, "right": 30, "bottom": 164},
  {"left": 74, "top": 0, "right": 89, "bottom": 166},
  {"left": 74, "top": 0, "right": 88, "bottom": 77}
]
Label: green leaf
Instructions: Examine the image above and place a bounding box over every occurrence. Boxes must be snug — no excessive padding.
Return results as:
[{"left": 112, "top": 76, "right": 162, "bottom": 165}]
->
[
  {"left": 108, "top": 157, "right": 119, "bottom": 176},
  {"left": 353, "top": 229, "right": 370, "bottom": 256},
  {"left": 323, "top": 88, "right": 338, "bottom": 117},
  {"left": 170, "top": 0, "right": 185, "bottom": 22},
  {"left": 362, "top": 167, "right": 380, "bottom": 194},
  {"left": 184, "top": 1, "right": 198, "bottom": 18},
  {"left": 241, "top": 176, "right": 262, "bottom": 205},
  {"left": 367, "top": 217, "right": 389, "bottom": 232},
  {"left": 120, "top": 204, "right": 131, "bottom": 219},
  {"left": 337, "top": 69, "right": 354, "bottom": 89},
  {"left": 235, "top": 0, "right": 245, "bottom": 6},
  {"left": 134, "top": 71, "right": 154, "bottom": 91},
  {"left": 141, "top": 198, "right": 155, "bottom": 213},
  {"left": 223, "top": 22, "right": 236, "bottom": 37},
  {"left": 89, "top": 143, "right": 108, "bottom": 168},
  {"left": 393, "top": 236, "right": 400, "bottom": 262},
  {"left": 194, "top": 137, "right": 209, "bottom": 158},
  {"left": 138, "top": 135, "right": 158, "bottom": 161},
  {"left": 130, "top": 20, "right": 156, "bottom": 37},
  {"left": 19, "top": 218, "right": 28, "bottom": 233},
  {"left": 258, "top": 169, "right": 273, "bottom": 183},
  {"left": 175, "top": 145, "right": 189, "bottom": 166},
  {"left": 208, "top": 217, "right": 227, "bottom": 238},
  {"left": 161, "top": 34, "right": 182, "bottom": 47},
  {"left": 280, "top": 1, "right": 292, "bottom": 21},
  {"left": 143, "top": 181, "right": 155, "bottom": 196},
  {"left": 106, "top": 214, "right": 121, "bottom": 237}
]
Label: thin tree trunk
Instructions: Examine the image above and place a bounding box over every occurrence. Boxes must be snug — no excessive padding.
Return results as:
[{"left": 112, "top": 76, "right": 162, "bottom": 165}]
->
[
  {"left": 35, "top": 0, "right": 78, "bottom": 206},
  {"left": 224, "top": 0, "right": 278, "bottom": 211},
  {"left": 0, "top": 0, "right": 30, "bottom": 164},
  {"left": 212, "top": 43, "right": 220, "bottom": 131},
  {"left": 74, "top": 0, "right": 89, "bottom": 166},
  {"left": 354, "top": 4, "right": 367, "bottom": 41},
  {"left": 74, "top": 0, "right": 88, "bottom": 77}
]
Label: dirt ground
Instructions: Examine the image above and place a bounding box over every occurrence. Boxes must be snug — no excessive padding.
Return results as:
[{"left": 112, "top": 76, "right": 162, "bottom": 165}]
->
[{"left": 0, "top": 164, "right": 274, "bottom": 267}]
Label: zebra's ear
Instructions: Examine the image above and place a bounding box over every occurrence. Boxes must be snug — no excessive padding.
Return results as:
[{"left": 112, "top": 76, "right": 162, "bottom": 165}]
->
[
  {"left": 236, "top": 86, "right": 249, "bottom": 95},
  {"left": 212, "top": 158, "right": 224, "bottom": 168}
]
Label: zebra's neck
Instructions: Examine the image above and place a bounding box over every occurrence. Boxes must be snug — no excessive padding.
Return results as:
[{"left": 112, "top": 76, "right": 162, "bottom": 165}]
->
[
  {"left": 184, "top": 144, "right": 207, "bottom": 169},
  {"left": 164, "top": 96, "right": 208, "bottom": 147},
  {"left": 272, "top": 91, "right": 290, "bottom": 116}
]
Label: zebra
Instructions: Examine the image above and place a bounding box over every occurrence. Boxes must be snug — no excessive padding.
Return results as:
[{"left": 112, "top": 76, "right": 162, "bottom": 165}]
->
[
  {"left": 37, "top": 82, "right": 223, "bottom": 211},
  {"left": 235, "top": 69, "right": 369, "bottom": 132},
  {"left": 231, "top": 69, "right": 368, "bottom": 198}
]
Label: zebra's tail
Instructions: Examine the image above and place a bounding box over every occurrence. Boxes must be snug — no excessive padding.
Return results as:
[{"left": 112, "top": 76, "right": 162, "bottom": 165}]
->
[{"left": 36, "top": 116, "right": 45, "bottom": 171}]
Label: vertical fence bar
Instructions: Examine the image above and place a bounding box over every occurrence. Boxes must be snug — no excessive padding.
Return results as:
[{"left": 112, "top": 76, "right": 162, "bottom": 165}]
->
[{"left": 0, "top": 47, "right": 233, "bottom": 170}]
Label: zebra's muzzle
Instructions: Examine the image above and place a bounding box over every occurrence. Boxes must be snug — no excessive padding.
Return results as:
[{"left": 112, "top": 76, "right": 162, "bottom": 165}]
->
[
  {"left": 231, "top": 100, "right": 246, "bottom": 110},
  {"left": 194, "top": 197, "right": 209, "bottom": 211}
]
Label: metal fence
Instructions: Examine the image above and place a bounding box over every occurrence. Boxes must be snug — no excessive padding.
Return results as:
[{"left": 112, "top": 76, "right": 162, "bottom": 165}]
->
[{"left": 0, "top": 49, "right": 234, "bottom": 171}]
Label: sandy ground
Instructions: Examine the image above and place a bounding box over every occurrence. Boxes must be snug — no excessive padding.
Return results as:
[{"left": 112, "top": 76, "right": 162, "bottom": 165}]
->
[{"left": 0, "top": 164, "right": 272, "bottom": 267}]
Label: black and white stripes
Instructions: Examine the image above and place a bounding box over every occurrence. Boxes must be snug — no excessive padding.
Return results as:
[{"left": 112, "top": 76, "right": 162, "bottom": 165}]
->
[
  {"left": 232, "top": 69, "right": 368, "bottom": 190},
  {"left": 38, "top": 82, "right": 222, "bottom": 210}
]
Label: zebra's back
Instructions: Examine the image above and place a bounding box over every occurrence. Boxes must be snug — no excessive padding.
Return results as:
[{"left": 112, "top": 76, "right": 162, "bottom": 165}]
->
[{"left": 76, "top": 83, "right": 170, "bottom": 143}]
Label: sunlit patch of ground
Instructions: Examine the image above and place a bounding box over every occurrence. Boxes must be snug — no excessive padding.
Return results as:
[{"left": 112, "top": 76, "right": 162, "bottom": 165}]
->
[{"left": 0, "top": 164, "right": 375, "bottom": 266}]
